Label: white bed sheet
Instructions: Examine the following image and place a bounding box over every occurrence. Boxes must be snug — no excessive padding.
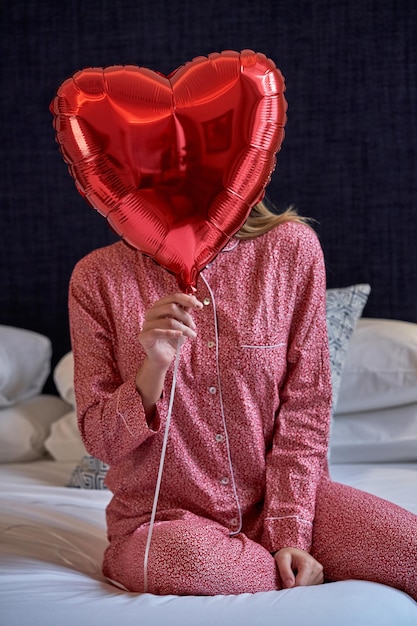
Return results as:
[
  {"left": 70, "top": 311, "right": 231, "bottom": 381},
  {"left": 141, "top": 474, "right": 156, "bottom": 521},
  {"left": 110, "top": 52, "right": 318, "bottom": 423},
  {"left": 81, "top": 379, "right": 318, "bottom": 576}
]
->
[{"left": 0, "top": 460, "right": 416, "bottom": 626}]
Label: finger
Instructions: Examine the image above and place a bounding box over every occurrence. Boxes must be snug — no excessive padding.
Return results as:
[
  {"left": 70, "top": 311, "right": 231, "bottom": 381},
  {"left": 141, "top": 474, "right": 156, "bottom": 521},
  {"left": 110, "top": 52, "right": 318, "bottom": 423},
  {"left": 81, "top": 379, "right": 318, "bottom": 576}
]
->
[
  {"left": 145, "top": 302, "right": 199, "bottom": 330},
  {"left": 311, "top": 564, "right": 324, "bottom": 585},
  {"left": 294, "top": 560, "right": 323, "bottom": 587},
  {"left": 142, "top": 318, "right": 197, "bottom": 340},
  {"left": 293, "top": 562, "right": 311, "bottom": 587},
  {"left": 152, "top": 293, "right": 203, "bottom": 311},
  {"left": 275, "top": 552, "right": 296, "bottom": 588}
]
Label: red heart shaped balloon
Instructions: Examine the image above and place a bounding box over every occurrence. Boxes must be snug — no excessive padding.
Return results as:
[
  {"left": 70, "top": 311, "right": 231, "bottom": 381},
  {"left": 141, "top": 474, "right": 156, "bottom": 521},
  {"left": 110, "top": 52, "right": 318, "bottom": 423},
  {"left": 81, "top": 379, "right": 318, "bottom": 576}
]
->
[{"left": 51, "top": 49, "right": 287, "bottom": 292}]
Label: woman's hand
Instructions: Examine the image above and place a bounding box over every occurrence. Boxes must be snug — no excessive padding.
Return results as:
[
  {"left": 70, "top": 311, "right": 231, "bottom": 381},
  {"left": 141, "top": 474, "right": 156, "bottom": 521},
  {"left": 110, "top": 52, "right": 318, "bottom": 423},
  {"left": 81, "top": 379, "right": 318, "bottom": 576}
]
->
[
  {"left": 274, "top": 547, "right": 324, "bottom": 588},
  {"left": 139, "top": 293, "right": 203, "bottom": 369},
  {"left": 136, "top": 293, "right": 203, "bottom": 420}
]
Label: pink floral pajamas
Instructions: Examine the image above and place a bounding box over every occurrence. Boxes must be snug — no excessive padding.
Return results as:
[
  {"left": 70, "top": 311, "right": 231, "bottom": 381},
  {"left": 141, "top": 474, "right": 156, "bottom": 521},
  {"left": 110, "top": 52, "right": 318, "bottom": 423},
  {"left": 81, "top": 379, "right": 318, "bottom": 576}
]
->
[{"left": 69, "top": 222, "right": 417, "bottom": 599}]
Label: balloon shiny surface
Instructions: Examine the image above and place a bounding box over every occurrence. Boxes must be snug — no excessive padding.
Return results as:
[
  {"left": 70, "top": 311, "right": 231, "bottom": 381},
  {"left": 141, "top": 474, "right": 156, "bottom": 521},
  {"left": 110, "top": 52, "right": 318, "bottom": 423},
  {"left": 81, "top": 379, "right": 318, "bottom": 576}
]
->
[{"left": 51, "top": 49, "right": 287, "bottom": 292}]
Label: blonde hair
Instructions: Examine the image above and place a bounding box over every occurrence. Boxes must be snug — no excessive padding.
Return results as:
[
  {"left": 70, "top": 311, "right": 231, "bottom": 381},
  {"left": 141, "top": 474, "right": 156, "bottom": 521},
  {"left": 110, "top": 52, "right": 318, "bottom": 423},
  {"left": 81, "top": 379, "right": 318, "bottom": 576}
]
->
[{"left": 235, "top": 199, "right": 311, "bottom": 240}]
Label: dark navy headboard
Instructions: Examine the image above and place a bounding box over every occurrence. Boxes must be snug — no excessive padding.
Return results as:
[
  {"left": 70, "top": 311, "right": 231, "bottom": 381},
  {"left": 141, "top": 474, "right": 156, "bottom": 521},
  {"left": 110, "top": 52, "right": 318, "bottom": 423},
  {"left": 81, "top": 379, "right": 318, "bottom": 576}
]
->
[{"left": 2, "top": 1, "right": 417, "bottom": 391}]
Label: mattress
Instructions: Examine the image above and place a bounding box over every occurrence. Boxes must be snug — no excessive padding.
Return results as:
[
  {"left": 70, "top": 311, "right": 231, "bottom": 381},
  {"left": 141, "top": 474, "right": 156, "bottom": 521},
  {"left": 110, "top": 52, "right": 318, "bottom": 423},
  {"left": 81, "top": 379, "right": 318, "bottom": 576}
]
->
[{"left": 1, "top": 460, "right": 416, "bottom": 626}]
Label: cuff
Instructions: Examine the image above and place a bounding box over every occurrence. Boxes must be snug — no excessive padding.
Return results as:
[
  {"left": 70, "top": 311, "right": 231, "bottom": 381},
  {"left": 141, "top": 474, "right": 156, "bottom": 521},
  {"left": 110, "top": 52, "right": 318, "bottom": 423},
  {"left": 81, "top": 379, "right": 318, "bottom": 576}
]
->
[
  {"left": 114, "top": 379, "right": 162, "bottom": 438},
  {"left": 262, "top": 516, "right": 313, "bottom": 553}
]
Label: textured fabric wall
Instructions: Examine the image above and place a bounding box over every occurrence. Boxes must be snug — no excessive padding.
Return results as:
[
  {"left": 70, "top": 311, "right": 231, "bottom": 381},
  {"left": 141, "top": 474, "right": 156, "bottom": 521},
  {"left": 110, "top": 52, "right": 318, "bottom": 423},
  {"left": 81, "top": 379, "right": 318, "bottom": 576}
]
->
[{"left": 1, "top": 0, "right": 417, "bottom": 388}]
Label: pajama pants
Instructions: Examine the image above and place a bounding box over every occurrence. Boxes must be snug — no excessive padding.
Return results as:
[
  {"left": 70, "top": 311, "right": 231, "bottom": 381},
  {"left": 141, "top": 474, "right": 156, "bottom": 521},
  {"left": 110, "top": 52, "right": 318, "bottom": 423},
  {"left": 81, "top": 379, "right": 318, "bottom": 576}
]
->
[{"left": 103, "top": 477, "right": 417, "bottom": 599}]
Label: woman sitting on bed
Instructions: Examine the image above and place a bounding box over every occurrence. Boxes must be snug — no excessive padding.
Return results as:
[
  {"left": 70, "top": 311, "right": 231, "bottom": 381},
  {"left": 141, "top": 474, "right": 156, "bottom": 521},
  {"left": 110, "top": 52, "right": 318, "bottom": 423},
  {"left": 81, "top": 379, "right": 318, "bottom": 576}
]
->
[{"left": 68, "top": 199, "right": 417, "bottom": 599}]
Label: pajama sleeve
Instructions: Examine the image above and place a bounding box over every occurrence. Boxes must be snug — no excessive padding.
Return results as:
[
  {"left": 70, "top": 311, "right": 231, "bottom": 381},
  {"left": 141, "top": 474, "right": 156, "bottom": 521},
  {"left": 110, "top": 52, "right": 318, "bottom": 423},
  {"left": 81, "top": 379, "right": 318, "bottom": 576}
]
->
[
  {"left": 68, "top": 254, "right": 163, "bottom": 465},
  {"left": 261, "top": 231, "right": 333, "bottom": 554}
]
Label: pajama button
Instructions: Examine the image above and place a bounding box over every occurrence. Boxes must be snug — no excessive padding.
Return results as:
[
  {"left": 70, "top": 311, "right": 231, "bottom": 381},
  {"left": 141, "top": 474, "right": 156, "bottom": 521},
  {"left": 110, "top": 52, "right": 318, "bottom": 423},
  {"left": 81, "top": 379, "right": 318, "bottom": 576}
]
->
[
  {"left": 203, "top": 297, "right": 211, "bottom": 306},
  {"left": 220, "top": 476, "right": 229, "bottom": 485},
  {"left": 215, "top": 433, "right": 224, "bottom": 442},
  {"left": 209, "top": 386, "right": 217, "bottom": 394},
  {"left": 207, "top": 341, "right": 215, "bottom": 348}
]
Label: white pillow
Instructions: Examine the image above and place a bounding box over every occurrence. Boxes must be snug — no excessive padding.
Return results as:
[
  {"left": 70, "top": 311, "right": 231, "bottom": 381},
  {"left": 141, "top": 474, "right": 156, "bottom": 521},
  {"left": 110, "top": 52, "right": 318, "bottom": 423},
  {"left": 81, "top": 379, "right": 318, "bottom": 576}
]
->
[
  {"left": 0, "top": 395, "right": 72, "bottom": 463},
  {"left": 330, "top": 402, "right": 417, "bottom": 463},
  {"left": 0, "top": 326, "right": 52, "bottom": 407},
  {"left": 44, "top": 410, "right": 87, "bottom": 461},
  {"left": 53, "top": 351, "right": 76, "bottom": 407},
  {"left": 335, "top": 318, "right": 417, "bottom": 414}
]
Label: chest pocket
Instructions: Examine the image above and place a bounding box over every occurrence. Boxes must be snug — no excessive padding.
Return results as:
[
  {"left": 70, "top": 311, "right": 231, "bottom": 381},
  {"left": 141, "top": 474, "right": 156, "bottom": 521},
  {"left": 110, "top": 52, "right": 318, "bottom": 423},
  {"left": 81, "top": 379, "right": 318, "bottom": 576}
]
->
[
  {"left": 239, "top": 342, "right": 287, "bottom": 374},
  {"left": 217, "top": 308, "right": 288, "bottom": 386}
]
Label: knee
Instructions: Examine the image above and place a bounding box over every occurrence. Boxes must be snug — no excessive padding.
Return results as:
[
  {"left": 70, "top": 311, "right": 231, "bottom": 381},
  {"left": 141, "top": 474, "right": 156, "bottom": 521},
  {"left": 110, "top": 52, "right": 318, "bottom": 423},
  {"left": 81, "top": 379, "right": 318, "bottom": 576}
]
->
[
  {"left": 104, "top": 518, "right": 278, "bottom": 595},
  {"left": 103, "top": 518, "right": 231, "bottom": 594},
  {"left": 151, "top": 520, "right": 279, "bottom": 595}
]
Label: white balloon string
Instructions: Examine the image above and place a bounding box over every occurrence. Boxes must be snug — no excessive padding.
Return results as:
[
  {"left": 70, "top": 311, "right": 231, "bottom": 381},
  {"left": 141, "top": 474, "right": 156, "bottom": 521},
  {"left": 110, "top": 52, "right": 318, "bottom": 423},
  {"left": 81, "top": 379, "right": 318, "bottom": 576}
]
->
[{"left": 143, "top": 335, "right": 183, "bottom": 593}]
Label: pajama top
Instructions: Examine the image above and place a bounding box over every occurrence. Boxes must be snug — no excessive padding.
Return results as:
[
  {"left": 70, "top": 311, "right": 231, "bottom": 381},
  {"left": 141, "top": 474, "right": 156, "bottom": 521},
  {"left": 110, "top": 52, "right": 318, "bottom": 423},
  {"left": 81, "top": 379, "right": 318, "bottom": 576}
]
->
[{"left": 68, "top": 220, "right": 333, "bottom": 554}]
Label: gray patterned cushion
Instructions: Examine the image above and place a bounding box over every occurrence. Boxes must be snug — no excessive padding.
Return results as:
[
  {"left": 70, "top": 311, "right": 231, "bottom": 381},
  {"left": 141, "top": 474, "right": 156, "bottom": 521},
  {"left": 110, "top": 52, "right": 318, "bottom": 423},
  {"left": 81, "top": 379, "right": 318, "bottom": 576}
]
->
[
  {"left": 67, "top": 454, "right": 109, "bottom": 489},
  {"left": 68, "top": 283, "right": 371, "bottom": 489},
  {"left": 326, "top": 284, "right": 371, "bottom": 410}
]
